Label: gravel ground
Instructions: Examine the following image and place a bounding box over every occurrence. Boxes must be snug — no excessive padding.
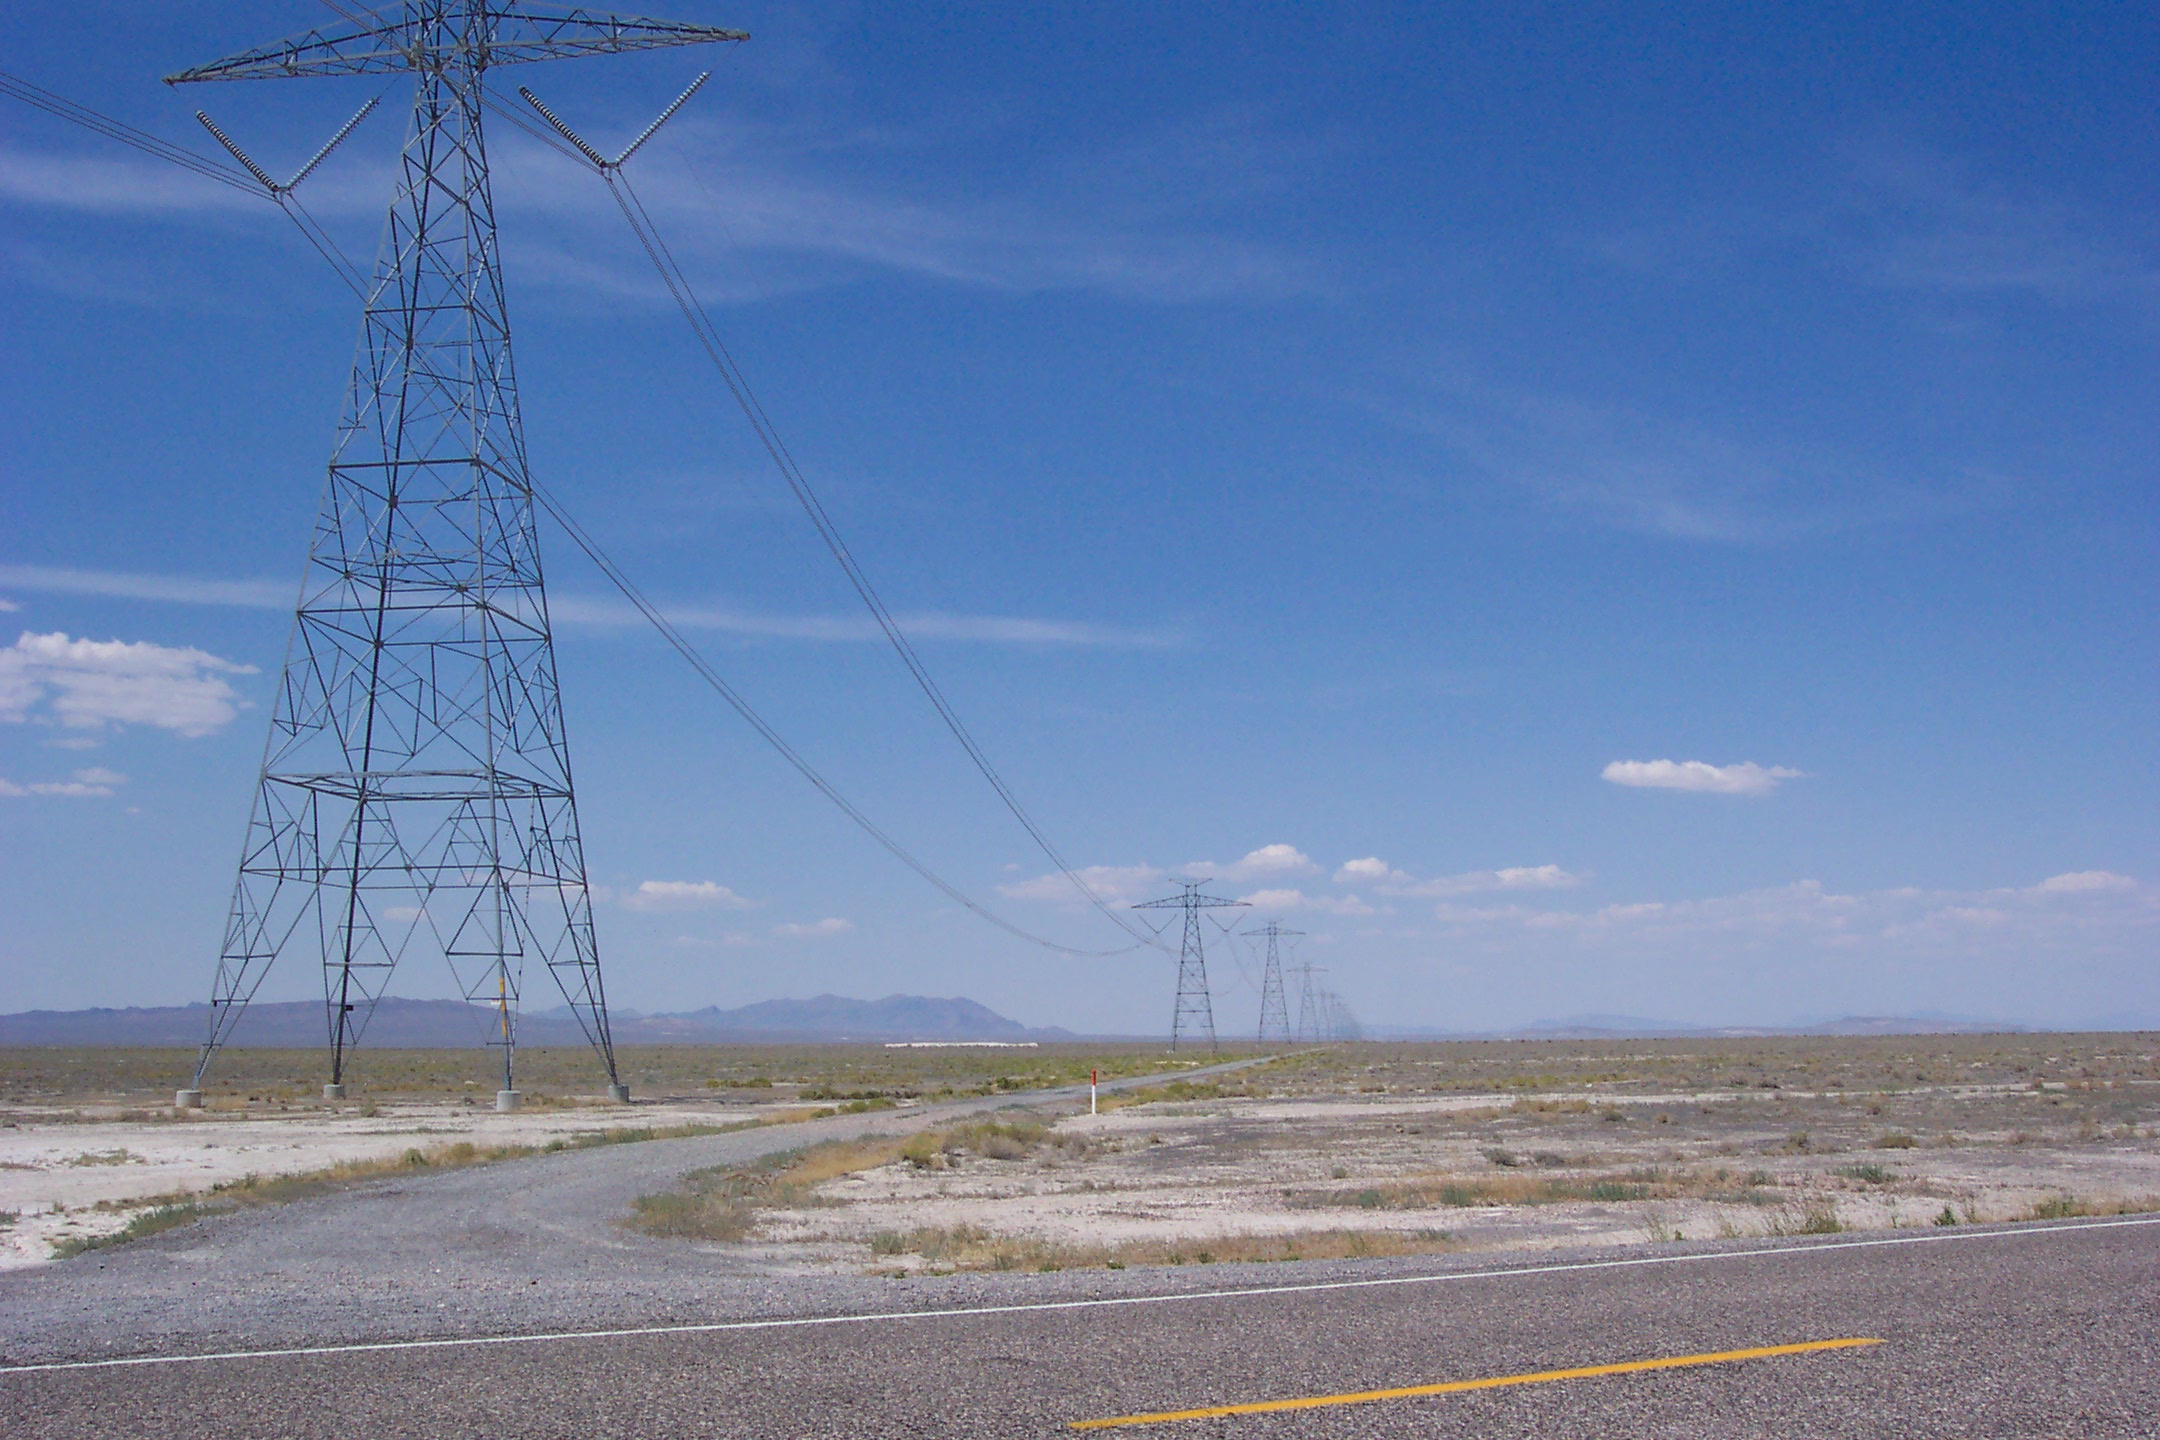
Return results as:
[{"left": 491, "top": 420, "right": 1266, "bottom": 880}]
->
[{"left": 0, "top": 1059, "right": 1268, "bottom": 1366}]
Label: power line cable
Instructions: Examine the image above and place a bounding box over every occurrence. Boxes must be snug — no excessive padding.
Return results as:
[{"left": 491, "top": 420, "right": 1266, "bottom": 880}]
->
[
  {"left": 528, "top": 480, "right": 1145, "bottom": 957},
  {"left": 0, "top": 69, "right": 260, "bottom": 195},
  {"left": 590, "top": 157, "right": 1169, "bottom": 954}
]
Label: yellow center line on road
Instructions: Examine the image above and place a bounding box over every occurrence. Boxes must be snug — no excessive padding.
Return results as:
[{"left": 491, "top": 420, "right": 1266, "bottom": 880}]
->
[{"left": 1069, "top": 1336, "right": 1883, "bottom": 1430}]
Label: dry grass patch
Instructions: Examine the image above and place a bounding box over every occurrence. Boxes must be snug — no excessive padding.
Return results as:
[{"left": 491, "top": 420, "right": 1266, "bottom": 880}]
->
[
  {"left": 629, "top": 1117, "right": 1100, "bottom": 1242},
  {"left": 1294, "top": 1165, "right": 1783, "bottom": 1211},
  {"left": 863, "top": 1225, "right": 1462, "bottom": 1273},
  {"left": 2023, "top": 1192, "right": 2160, "bottom": 1221},
  {"left": 629, "top": 1134, "right": 920, "bottom": 1241}
]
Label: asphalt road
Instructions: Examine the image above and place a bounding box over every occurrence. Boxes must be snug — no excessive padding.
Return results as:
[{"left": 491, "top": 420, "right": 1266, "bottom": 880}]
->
[{"left": 4, "top": 1216, "right": 2155, "bottom": 1437}]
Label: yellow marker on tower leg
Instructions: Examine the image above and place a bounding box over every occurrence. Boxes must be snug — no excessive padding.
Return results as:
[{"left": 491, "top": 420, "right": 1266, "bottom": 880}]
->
[{"left": 1069, "top": 1336, "right": 1884, "bottom": 1429}]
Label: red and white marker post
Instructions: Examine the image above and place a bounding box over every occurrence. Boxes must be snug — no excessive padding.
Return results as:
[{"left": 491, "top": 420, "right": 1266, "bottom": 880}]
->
[{"left": 1090, "top": 1068, "right": 1098, "bottom": 1116}]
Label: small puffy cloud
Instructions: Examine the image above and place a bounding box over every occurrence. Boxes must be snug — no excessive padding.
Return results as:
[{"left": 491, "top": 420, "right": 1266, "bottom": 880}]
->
[
  {"left": 1602, "top": 759, "right": 1802, "bottom": 796},
  {"left": 0, "top": 765, "right": 126, "bottom": 798},
  {"left": 1334, "top": 856, "right": 1401, "bottom": 885},
  {"left": 1239, "top": 887, "right": 1375, "bottom": 916},
  {"left": 0, "top": 631, "right": 256, "bottom": 738},
  {"left": 0, "top": 598, "right": 19, "bottom": 612},
  {"left": 773, "top": 917, "right": 853, "bottom": 938},
  {"left": 1186, "top": 844, "right": 1317, "bottom": 882},
  {"left": 999, "top": 863, "right": 1165, "bottom": 907},
  {"left": 621, "top": 880, "right": 758, "bottom": 913}
]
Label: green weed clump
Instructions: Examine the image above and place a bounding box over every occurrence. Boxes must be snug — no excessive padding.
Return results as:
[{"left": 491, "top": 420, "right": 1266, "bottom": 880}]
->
[
  {"left": 51, "top": 1203, "right": 210, "bottom": 1259},
  {"left": 1765, "top": 1201, "right": 1843, "bottom": 1236}
]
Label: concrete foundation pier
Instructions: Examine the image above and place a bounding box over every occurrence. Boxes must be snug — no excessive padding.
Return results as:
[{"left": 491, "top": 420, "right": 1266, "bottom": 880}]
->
[
  {"left": 174, "top": 1089, "right": 203, "bottom": 1109},
  {"left": 496, "top": 1089, "right": 521, "bottom": 1112}
]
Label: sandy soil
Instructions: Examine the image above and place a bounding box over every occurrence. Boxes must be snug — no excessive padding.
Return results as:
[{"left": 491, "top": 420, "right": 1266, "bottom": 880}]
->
[{"left": 758, "top": 1081, "right": 2160, "bottom": 1272}]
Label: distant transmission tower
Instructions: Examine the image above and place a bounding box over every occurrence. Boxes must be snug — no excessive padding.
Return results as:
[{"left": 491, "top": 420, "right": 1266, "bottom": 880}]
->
[
  {"left": 1292, "top": 961, "right": 1327, "bottom": 1043},
  {"left": 1134, "top": 882, "right": 1248, "bottom": 1050},
  {"left": 1243, "top": 921, "right": 1300, "bottom": 1044},
  {"left": 169, "top": 4, "right": 746, "bottom": 1111},
  {"left": 1322, "top": 990, "right": 1363, "bottom": 1042}
]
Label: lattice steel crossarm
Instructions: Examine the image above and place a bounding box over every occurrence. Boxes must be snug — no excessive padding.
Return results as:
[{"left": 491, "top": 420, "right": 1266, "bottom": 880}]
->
[{"left": 164, "top": 4, "right": 746, "bottom": 84}]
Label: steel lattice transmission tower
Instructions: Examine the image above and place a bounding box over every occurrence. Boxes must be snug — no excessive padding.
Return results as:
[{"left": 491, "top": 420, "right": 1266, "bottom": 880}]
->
[
  {"left": 1133, "top": 882, "right": 1248, "bottom": 1051},
  {"left": 1244, "top": 921, "right": 1300, "bottom": 1044},
  {"left": 1292, "top": 961, "right": 1327, "bottom": 1043},
  {"left": 169, "top": 4, "right": 746, "bottom": 1109}
]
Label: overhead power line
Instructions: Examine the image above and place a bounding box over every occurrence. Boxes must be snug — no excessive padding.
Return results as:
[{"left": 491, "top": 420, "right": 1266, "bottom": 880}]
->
[
  {"left": 0, "top": 69, "right": 260, "bottom": 195},
  {"left": 507, "top": 86, "right": 1171, "bottom": 956},
  {"left": 530, "top": 480, "right": 1145, "bottom": 958}
]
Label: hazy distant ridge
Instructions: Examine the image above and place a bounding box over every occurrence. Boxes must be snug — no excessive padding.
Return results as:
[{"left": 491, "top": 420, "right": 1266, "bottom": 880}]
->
[
  {"left": 0, "top": 993, "right": 1072, "bottom": 1047},
  {"left": 1373, "top": 1013, "right": 2036, "bottom": 1040}
]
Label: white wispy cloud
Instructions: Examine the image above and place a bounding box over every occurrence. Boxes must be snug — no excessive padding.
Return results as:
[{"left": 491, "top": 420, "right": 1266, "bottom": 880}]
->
[
  {"left": 1404, "top": 865, "right": 1585, "bottom": 897},
  {"left": 620, "top": 880, "right": 758, "bottom": 913},
  {"left": 0, "top": 146, "right": 267, "bottom": 217},
  {"left": 0, "top": 765, "right": 125, "bottom": 798},
  {"left": 1183, "top": 844, "right": 1318, "bottom": 883},
  {"left": 0, "top": 564, "right": 291, "bottom": 609},
  {"left": 2036, "top": 871, "right": 2138, "bottom": 894},
  {"left": 0, "top": 598, "right": 19, "bottom": 611},
  {"left": 0, "top": 631, "right": 255, "bottom": 737},
  {"left": 773, "top": 917, "right": 854, "bottom": 938},
  {"left": 550, "top": 593, "right": 1183, "bottom": 649},
  {"left": 0, "top": 101, "right": 1318, "bottom": 306},
  {"left": 1424, "top": 871, "right": 2154, "bottom": 960},
  {"left": 1378, "top": 370, "right": 1969, "bottom": 544},
  {"left": 491, "top": 110, "right": 1315, "bottom": 305},
  {"left": 0, "top": 564, "right": 1180, "bottom": 650},
  {"left": 1238, "top": 887, "right": 1375, "bottom": 916},
  {"left": 997, "top": 864, "right": 1166, "bottom": 908},
  {"left": 1602, "top": 759, "right": 1802, "bottom": 796},
  {"left": 1834, "top": 137, "right": 2160, "bottom": 309},
  {"left": 1332, "top": 857, "right": 1584, "bottom": 896}
]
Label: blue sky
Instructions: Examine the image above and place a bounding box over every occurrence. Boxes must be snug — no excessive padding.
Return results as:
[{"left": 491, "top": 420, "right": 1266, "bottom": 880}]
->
[{"left": 2, "top": 2, "right": 2154, "bottom": 1034}]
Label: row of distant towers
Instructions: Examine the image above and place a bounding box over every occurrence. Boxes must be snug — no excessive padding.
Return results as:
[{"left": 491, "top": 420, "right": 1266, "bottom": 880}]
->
[{"left": 1133, "top": 882, "right": 1359, "bottom": 1051}]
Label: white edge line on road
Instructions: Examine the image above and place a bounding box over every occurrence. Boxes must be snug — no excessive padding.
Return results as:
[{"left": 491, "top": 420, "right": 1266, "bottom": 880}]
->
[{"left": 4, "top": 1213, "right": 2156, "bottom": 1377}]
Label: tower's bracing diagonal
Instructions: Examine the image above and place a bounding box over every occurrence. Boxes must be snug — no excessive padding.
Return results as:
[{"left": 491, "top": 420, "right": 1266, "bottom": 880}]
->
[{"left": 172, "top": 3, "right": 746, "bottom": 1106}]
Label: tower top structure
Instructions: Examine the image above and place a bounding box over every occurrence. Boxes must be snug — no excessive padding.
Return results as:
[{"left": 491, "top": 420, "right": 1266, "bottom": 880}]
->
[{"left": 165, "top": 4, "right": 745, "bottom": 86}]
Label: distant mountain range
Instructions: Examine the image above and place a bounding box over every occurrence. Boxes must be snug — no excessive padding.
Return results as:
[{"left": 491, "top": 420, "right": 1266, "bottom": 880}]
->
[
  {"left": 0, "top": 993, "right": 1076, "bottom": 1047},
  {"left": 1373, "top": 1013, "right": 2039, "bottom": 1041}
]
